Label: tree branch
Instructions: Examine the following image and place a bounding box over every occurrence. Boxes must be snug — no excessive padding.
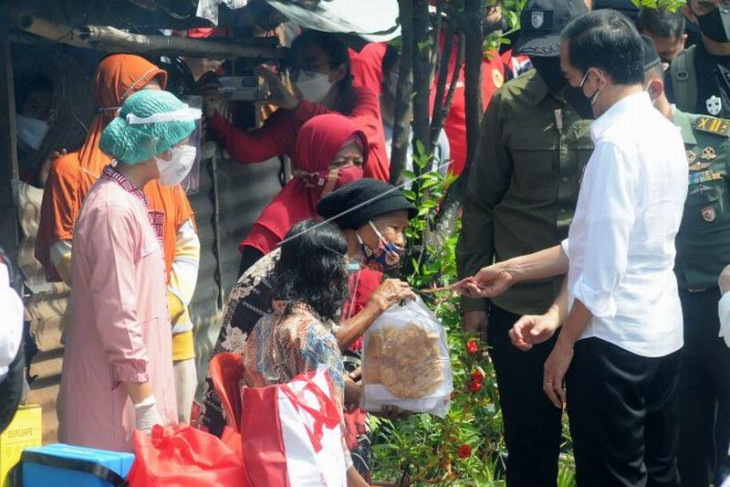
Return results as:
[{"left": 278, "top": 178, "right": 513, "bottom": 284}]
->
[{"left": 389, "top": 0, "right": 415, "bottom": 185}]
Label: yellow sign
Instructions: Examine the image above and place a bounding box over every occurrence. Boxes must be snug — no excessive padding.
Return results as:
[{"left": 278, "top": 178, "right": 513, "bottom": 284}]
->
[{"left": 0, "top": 405, "right": 42, "bottom": 486}]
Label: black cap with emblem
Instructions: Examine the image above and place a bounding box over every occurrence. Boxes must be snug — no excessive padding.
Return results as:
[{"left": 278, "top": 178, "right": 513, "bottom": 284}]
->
[{"left": 513, "top": 0, "right": 590, "bottom": 57}]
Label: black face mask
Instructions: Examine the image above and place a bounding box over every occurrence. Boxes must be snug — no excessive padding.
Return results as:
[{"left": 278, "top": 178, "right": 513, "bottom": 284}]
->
[
  {"left": 696, "top": 6, "right": 730, "bottom": 44},
  {"left": 531, "top": 56, "right": 567, "bottom": 93},
  {"left": 564, "top": 86, "right": 595, "bottom": 120}
]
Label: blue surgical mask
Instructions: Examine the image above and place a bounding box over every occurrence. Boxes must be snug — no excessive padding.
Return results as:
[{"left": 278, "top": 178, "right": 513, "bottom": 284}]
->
[{"left": 357, "top": 221, "right": 404, "bottom": 272}]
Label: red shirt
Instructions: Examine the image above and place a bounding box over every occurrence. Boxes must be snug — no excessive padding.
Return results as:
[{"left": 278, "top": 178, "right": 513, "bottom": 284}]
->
[
  {"left": 349, "top": 43, "right": 388, "bottom": 97},
  {"left": 432, "top": 34, "right": 505, "bottom": 176},
  {"left": 208, "top": 85, "right": 390, "bottom": 182}
]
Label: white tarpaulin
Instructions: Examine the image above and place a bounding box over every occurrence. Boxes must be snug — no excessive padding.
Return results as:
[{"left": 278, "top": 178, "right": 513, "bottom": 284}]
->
[
  {"left": 265, "top": 0, "right": 401, "bottom": 41},
  {"left": 196, "top": 0, "right": 250, "bottom": 25}
]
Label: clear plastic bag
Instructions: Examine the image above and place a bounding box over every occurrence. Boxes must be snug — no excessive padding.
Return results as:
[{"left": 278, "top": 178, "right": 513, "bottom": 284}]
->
[{"left": 361, "top": 296, "right": 453, "bottom": 417}]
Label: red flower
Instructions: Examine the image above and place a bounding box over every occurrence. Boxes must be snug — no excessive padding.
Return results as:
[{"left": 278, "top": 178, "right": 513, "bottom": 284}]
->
[
  {"left": 467, "top": 378, "right": 482, "bottom": 393},
  {"left": 457, "top": 444, "right": 472, "bottom": 459},
  {"left": 471, "top": 369, "right": 485, "bottom": 382},
  {"left": 466, "top": 339, "right": 479, "bottom": 355}
]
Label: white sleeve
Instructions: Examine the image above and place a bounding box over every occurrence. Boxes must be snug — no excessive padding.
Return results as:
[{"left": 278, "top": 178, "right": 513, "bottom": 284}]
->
[
  {"left": 0, "top": 264, "right": 24, "bottom": 382},
  {"left": 719, "top": 293, "right": 730, "bottom": 348},
  {"left": 571, "top": 141, "right": 636, "bottom": 319}
]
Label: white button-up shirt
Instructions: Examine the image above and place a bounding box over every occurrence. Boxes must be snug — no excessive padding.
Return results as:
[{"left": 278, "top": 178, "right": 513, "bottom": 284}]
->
[{"left": 561, "top": 92, "right": 687, "bottom": 357}]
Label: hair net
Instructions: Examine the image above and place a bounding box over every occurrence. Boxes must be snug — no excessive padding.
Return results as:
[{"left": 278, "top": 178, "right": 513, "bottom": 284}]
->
[{"left": 99, "top": 90, "right": 198, "bottom": 164}]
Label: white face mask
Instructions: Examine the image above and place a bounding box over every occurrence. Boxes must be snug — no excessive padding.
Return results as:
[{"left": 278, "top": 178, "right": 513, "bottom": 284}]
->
[
  {"left": 16, "top": 114, "right": 49, "bottom": 150},
  {"left": 294, "top": 72, "right": 334, "bottom": 103},
  {"left": 155, "top": 145, "right": 197, "bottom": 187}
]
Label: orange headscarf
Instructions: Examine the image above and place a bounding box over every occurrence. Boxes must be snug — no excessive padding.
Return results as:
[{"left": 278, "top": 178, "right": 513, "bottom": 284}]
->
[{"left": 36, "top": 54, "right": 194, "bottom": 282}]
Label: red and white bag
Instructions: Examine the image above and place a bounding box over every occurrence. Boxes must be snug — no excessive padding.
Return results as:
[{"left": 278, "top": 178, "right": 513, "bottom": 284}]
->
[{"left": 240, "top": 365, "right": 347, "bottom": 487}]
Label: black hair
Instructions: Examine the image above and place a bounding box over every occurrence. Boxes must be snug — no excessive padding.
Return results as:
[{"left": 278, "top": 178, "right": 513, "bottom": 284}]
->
[
  {"left": 289, "top": 30, "right": 356, "bottom": 114},
  {"left": 641, "top": 36, "right": 665, "bottom": 82},
  {"left": 561, "top": 9, "right": 645, "bottom": 85},
  {"left": 637, "top": 7, "right": 685, "bottom": 40},
  {"left": 382, "top": 44, "right": 400, "bottom": 77},
  {"left": 272, "top": 220, "right": 349, "bottom": 322},
  {"left": 14, "top": 72, "right": 53, "bottom": 113}
]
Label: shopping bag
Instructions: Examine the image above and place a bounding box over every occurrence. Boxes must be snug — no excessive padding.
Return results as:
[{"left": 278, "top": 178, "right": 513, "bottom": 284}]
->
[
  {"left": 240, "top": 365, "right": 347, "bottom": 487},
  {"left": 361, "top": 296, "right": 453, "bottom": 416},
  {"left": 127, "top": 424, "right": 246, "bottom": 487}
]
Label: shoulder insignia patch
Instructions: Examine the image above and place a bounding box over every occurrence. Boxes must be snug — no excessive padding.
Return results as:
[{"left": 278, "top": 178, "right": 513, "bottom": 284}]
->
[{"left": 695, "top": 116, "right": 730, "bottom": 137}]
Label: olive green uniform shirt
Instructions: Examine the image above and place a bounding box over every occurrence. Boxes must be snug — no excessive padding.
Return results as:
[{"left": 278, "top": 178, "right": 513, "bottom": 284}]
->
[
  {"left": 456, "top": 69, "right": 593, "bottom": 316},
  {"left": 673, "top": 110, "right": 730, "bottom": 290}
]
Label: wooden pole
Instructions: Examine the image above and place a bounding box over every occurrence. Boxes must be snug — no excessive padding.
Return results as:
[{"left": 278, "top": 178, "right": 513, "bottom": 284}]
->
[
  {"left": 434, "top": 0, "right": 484, "bottom": 239},
  {"left": 389, "top": 0, "right": 414, "bottom": 186},
  {"left": 0, "top": 8, "right": 20, "bottom": 264},
  {"left": 15, "top": 13, "right": 284, "bottom": 60},
  {"left": 462, "top": 0, "right": 485, "bottom": 176},
  {"left": 411, "top": 0, "right": 433, "bottom": 174}
]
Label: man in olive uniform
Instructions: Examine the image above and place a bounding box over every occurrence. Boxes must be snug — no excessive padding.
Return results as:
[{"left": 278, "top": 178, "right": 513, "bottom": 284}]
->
[
  {"left": 668, "top": 0, "right": 730, "bottom": 118},
  {"left": 645, "top": 37, "right": 730, "bottom": 487},
  {"left": 456, "top": 1, "right": 591, "bottom": 485}
]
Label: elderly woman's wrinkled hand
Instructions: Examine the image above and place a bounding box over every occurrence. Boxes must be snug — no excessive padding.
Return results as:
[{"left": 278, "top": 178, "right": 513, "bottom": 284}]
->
[{"left": 369, "top": 279, "right": 416, "bottom": 313}]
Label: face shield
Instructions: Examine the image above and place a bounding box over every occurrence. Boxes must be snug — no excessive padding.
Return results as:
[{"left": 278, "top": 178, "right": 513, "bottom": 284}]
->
[{"left": 124, "top": 102, "right": 202, "bottom": 194}]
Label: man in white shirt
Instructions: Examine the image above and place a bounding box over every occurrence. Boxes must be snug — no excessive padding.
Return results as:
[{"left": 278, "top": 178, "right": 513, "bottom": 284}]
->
[{"left": 459, "top": 10, "right": 688, "bottom": 486}]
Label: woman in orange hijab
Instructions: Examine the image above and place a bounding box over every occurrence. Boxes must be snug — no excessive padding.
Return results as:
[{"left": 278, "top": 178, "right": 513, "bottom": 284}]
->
[{"left": 36, "top": 54, "right": 201, "bottom": 424}]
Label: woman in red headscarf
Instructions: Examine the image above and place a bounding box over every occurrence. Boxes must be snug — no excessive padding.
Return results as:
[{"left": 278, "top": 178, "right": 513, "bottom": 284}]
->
[
  {"left": 237, "top": 113, "right": 367, "bottom": 276},
  {"left": 36, "top": 54, "right": 201, "bottom": 425}
]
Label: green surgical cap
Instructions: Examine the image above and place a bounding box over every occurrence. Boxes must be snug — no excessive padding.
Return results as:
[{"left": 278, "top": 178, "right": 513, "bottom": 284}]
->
[{"left": 99, "top": 90, "right": 196, "bottom": 164}]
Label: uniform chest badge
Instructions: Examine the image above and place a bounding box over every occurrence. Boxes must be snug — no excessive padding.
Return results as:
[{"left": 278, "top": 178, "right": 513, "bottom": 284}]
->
[
  {"left": 707, "top": 95, "right": 723, "bottom": 116},
  {"left": 531, "top": 11, "right": 544, "bottom": 29},
  {"left": 492, "top": 69, "right": 504, "bottom": 89},
  {"left": 701, "top": 147, "right": 718, "bottom": 160},
  {"left": 686, "top": 150, "right": 697, "bottom": 163},
  {"left": 702, "top": 205, "right": 717, "bottom": 222},
  {"left": 690, "top": 162, "right": 712, "bottom": 171}
]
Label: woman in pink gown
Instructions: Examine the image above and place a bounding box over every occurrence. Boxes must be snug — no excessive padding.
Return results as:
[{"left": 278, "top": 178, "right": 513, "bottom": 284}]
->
[{"left": 58, "top": 90, "right": 201, "bottom": 452}]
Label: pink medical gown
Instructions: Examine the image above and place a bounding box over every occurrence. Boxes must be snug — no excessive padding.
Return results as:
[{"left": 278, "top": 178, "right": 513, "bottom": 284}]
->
[{"left": 58, "top": 174, "right": 177, "bottom": 452}]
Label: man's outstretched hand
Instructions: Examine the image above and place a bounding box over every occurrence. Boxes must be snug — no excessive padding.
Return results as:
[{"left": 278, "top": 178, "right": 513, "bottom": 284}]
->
[{"left": 453, "top": 265, "right": 515, "bottom": 299}]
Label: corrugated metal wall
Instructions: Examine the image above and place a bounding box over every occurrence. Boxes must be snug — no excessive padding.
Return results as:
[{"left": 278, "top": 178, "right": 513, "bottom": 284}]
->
[{"left": 189, "top": 153, "right": 282, "bottom": 392}]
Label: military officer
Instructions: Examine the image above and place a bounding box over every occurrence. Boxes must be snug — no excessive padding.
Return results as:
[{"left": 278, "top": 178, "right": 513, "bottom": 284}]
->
[
  {"left": 645, "top": 37, "right": 730, "bottom": 487},
  {"left": 456, "top": 1, "right": 592, "bottom": 485},
  {"left": 668, "top": 0, "right": 730, "bottom": 118}
]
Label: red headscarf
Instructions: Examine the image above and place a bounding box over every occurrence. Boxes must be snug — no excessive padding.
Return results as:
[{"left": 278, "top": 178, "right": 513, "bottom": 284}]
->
[{"left": 241, "top": 114, "right": 369, "bottom": 255}]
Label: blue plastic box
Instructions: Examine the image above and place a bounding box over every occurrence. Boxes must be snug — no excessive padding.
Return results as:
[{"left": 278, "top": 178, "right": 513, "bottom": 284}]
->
[{"left": 21, "top": 443, "right": 134, "bottom": 487}]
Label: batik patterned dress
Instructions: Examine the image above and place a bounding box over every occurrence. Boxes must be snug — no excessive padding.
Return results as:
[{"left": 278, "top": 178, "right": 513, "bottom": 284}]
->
[{"left": 241, "top": 303, "right": 352, "bottom": 469}]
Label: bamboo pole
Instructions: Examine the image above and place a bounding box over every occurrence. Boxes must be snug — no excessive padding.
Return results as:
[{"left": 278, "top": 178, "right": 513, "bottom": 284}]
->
[{"left": 15, "top": 13, "right": 285, "bottom": 60}]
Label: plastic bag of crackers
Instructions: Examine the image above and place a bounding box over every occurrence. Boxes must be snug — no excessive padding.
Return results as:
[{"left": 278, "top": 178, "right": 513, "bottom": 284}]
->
[{"left": 361, "top": 296, "right": 453, "bottom": 417}]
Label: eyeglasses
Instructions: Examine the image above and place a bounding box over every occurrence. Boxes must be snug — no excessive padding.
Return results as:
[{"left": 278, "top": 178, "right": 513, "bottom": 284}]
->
[{"left": 288, "top": 63, "right": 335, "bottom": 80}]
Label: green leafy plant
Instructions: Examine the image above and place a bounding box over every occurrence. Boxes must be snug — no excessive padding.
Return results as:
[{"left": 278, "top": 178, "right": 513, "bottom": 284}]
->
[
  {"left": 371, "top": 149, "right": 577, "bottom": 486},
  {"left": 630, "top": 0, "right": 687, "bottom": 11}
]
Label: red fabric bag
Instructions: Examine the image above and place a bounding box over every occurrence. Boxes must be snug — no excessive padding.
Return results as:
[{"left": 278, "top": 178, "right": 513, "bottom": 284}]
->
[
  {"left": 240, "top": 365, "right": 347, "bottom": 487},
  {"left": 127, "top": 424, "right": 247, "bottom": 487}
]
